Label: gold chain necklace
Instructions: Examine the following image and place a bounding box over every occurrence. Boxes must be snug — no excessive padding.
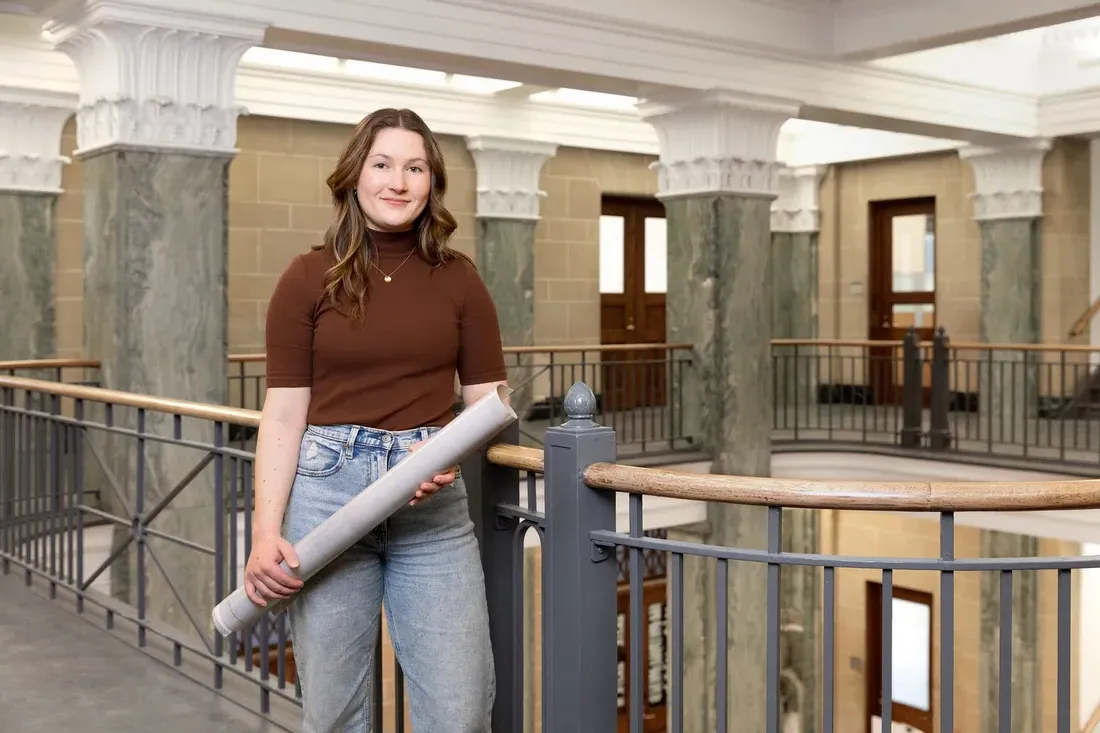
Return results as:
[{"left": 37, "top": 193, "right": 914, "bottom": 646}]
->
[{"left": 370, "top": 248, "right": 415, "bottom": 283}]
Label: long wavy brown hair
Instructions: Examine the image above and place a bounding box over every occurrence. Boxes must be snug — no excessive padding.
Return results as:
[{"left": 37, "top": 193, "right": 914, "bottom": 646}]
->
[{"left": 317, "top": 108, "right": 467, "bottom": 321}]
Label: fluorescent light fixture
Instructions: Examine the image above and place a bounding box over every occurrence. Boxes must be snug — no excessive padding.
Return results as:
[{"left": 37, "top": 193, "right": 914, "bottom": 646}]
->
[
  {"left": 529, "top": 88, "right": 639, "bottom": 110},
  {"left": 241, "top": 47, "right": 341, "bottom": 72}
]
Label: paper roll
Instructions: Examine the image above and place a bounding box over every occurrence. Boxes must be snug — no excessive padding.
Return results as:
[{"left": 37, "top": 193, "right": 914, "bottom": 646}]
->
[{"left": 211, "top": 384, "right": 517, "bottom": 637}]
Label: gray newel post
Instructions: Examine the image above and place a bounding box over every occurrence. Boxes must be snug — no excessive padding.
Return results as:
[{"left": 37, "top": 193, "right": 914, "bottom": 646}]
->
[
  {"left": 462, "top": 420, "right": 521, "bottom": 731},
  {"left": 542, "top": 382, "right": 620, "bottom": 733}
]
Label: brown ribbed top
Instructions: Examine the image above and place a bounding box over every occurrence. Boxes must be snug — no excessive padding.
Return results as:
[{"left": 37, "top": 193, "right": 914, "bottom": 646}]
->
[{"left": 264, "top": 228, "right": 507, "bottom": 430}]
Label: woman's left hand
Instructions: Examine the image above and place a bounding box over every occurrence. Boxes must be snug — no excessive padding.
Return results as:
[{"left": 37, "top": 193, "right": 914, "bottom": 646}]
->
[{"left": 407, "top": 440, "right": 457, "bottom": 505}]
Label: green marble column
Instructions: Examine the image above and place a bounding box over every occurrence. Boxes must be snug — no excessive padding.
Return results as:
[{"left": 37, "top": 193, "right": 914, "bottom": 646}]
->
[
  {"left": 0, "top": 93, "right": 73, "bottom": 362},
  {"left": 51, "top": 9, "right": 263, "bottom": 637},
  {"left": 771, "top": 231, "right": 818, "bottom": 342},
  {"left": 979, "top": 530, "right": 1040, "bottom": 733},
  {"left": 0, "top": 192, "right": 57, "bottom": 361},
  {"left": 81, "top": 146, "right": 233, "bottom": 635},
  {"left": 476, "top": 217, "right": 537, "bottom": 414},
  {"left": 961, "top": 141, "right": 1048, "bottom": 733},
  {"left": 641, "top": 89, "right": 802, "bottom": 733},
  {"left": 978, "top": 218, "right": 1041, "bottom": 438},
  {"left": 465, "top": 135, "right": 556, "bottom": 421},
  {"left": 961, "top": 141, "right": 1048, "bottom": 443}
]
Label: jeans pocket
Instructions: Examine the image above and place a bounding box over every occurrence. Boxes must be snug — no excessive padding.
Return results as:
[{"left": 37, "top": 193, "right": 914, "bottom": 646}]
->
[{"left": 295, "top": 430, "right": 346, "bottom": 478}]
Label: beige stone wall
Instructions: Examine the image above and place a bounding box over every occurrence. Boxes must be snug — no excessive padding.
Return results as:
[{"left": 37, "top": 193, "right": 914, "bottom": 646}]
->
[
  {"left": 55, "top": 116, "right": 83, "bottom": 359},
  {"left": 817, "top": 139, "right": 1092, "bottom": 347}
]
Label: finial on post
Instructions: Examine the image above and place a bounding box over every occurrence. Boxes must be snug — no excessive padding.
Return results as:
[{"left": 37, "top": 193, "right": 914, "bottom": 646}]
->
[{"left": 562, "top": 381, "right": 597, "bottom": 428}]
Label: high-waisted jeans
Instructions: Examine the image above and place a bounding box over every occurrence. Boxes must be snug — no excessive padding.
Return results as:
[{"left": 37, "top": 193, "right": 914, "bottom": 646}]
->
[{"left": 283, "top": 423, "right": 495, "bottom": 732}]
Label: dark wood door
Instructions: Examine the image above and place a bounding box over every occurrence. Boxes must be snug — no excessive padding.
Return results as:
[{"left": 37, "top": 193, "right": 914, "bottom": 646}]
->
[
  {"left": 865, "top": 582, "right": 934, "bottom": 733},
  {"left": 617, "top": 580, "right": 668, "bottom": 733},
  {"left": 600, "top": 196, "right": 667, "bottom": 412},
  {"left": 868, "top": 198, "right": 937, "bottom": 405}
]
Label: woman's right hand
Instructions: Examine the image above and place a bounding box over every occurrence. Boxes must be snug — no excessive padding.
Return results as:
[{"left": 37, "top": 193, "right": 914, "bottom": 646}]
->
[{"left": 244, "top": 532, "right": 303, "bottom": 607}]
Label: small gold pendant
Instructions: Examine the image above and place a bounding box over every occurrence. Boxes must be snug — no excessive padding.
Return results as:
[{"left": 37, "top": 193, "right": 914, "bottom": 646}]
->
[{"left": 384, "top": 275, "right": 392, "bottom": 283}]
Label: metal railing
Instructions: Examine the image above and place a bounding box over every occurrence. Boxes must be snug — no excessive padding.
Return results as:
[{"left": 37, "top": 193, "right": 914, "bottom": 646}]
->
[
  {"left": 773, "top": 329, "right": 1100, "bottom": 468},
  {"left": 3, "top": 374, "right": 1098, "bottom": 732}
]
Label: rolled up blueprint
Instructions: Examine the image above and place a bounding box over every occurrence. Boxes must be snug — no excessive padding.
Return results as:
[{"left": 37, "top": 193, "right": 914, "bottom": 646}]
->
[{"left": 211, "top": 384, "right": 517, "bottom": 637}]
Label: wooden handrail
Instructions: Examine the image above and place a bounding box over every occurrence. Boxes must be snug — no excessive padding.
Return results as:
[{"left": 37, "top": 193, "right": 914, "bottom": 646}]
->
[
  {"left": 5, "top": 372, "right": 1100, "bottom": 514},
  {"left": 229, "top": 343, "right": 696, "bottom": 362},
  {"left": 1083, "top": 701, "right": 1100, "bottom": 733},
  {"left": 0, "top": 376, "right": 261, "bottom": 426},
  {"left": 1069, "top": 294, "right": 1100, "bottom": 339},
  {"left": 582, "top": 462, "right": 1100, "bottom": 512},
  {"left": 0, "top": 358, "right": 100, "bottom": 370}
]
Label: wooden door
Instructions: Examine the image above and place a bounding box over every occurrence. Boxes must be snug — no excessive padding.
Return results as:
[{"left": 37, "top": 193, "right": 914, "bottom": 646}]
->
[
  {"left": 616, "top": 580, "right": 668, "bottom": 733},
  {"left": 600, "top": 196, "right": 668, "bottom": 411},
  {"left": 868, "top": 198, "right": 937, "bottom": 405},
  {"left": 865, "top": 582, "right": 934, "bottom": 733}
]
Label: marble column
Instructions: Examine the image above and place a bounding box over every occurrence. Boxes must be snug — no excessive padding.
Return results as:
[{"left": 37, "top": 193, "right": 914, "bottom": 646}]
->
[
  {"left": 960, "top": 141, "right": 1048, "bottom": 440},
  {"left": 47, "top": 9, "right": 265, "bottom": 636},
  {"left": 465, "top": 136, "right": 557, "bottom": 420},
  {"left": 0, "top": 90, "right": 74, "bottom": 361},
  {"left": 640, "top": 89, "right": 814, "bottom": 733},
  {"left": 771, "top": 165, "right": 824, "bottom": 409},
  {"left": 979, "top": 530, "right": 1040, "bottom": 733}
]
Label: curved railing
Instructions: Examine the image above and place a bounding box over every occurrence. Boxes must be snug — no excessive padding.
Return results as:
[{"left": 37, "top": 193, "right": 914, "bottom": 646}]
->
[{"left": 1, "top": 374, "right": 1093, "bottom": 732}]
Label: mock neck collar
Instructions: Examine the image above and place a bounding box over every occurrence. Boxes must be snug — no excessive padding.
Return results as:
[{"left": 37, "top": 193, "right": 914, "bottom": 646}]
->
[{"left": 368, "top": 227, "right": 417, "bottom": 255}]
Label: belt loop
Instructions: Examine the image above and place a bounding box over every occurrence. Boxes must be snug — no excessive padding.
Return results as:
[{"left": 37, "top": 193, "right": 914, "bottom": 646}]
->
[{"left": 344, "top": 426, "right": 359, "bottom": 457}]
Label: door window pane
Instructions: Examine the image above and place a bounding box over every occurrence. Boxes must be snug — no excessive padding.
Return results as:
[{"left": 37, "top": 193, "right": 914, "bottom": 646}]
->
[
  {"left": 644, "top": 217, "right": 667, "bottom": 293},
  {"left": 891, "top": 597, "right": 931, "bottom": 711},
  {"left": 891, "top": 214, "right": 935, "bottom": 293},
  {"left": 600, "top": 215, "right": 625, "bottom": 294},
  {"left": 892, "top": 304, "right": 934, "bottom": 329}
]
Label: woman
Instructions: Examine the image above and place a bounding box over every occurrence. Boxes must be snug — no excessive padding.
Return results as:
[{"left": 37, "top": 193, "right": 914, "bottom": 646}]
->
[{"left": 243, "top": 107, "right": 508, "bottom": 732}]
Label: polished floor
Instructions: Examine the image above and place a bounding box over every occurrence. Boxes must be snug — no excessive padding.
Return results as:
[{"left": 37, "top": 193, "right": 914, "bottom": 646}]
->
[{"left": 0, "top": 570, "right": 285, "bottom": 733}]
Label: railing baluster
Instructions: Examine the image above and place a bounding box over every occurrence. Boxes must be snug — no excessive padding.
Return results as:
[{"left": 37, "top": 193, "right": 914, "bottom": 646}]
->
[
  {"left": 1057, "top": 568, "right": 1071, "bottom": 733},
  {"left": 940, "top": 512, "right": 955, "bottom": 733},
  {"left": 764, "top": 506, "right": 781, "bottom": 733},
  {"left": 823, "top": 565, "right": 835, "bottom": 733},
  {"left": 880, "top": 569, "right": 893, "bottom": 731},
  {"left": 669, "top": 552, "right": 684, "bottom": 733},
  {"left": 999, "top": 569, "right": 1013, "bottom": 733}
]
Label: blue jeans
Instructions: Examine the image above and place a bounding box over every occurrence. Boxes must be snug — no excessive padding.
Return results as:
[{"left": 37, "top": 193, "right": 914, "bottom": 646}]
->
[{"left": 283, "top": 423, "right": 495, "bottom": 732}]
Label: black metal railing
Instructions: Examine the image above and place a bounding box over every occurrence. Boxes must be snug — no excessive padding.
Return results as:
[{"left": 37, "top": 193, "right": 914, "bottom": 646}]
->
[{"left": 773, "top": 328, "right": 1100, "bottom": 468}]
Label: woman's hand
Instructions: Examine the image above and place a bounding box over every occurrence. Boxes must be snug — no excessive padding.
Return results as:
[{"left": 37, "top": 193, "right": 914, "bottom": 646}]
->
[
  {"left": 407, "top": 440, "right": 457, "bottom": 505},
  {"left": 244, "top": 532, "right": 303, "bottom": 607}
]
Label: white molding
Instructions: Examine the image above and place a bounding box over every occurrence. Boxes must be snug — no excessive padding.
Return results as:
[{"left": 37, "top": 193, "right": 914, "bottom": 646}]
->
[
  {"left": 0, "top": 85, "right": 75, "bottom": 193},
  {"left": 638, "top": 89, "right": 797, "bottom": 199},
  {"left": 42, "top": 2, "right": 266, "bottom": 155},
  {"left": 464, "top": 135, "right": 557, "bottom": 220},
  {"left": 771, "top": 164, "right": 826, "bottom": 233},
  {"left": 959, "top": 139, "right": 1052, "bottom": 221},
  {"left": 1038, "top": 86, "right": 1100, "bottom": 137},
  {"left": 232, "top": 0, "right": 1039, "bottom": 141}
]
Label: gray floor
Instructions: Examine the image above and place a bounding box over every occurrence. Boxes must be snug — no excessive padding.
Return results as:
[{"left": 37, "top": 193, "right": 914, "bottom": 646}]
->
[{"left": 0, "top": 571, "right": 284, "bottom": 733}]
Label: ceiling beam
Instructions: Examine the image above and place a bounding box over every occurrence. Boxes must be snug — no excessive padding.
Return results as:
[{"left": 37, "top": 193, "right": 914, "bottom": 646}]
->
[{"left": 832, "top": 0, "right": 1100, "bottom": 61}]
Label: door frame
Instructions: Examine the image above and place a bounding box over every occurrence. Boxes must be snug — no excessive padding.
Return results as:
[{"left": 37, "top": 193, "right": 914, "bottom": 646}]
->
[
  {"left": 865, "top": 581, "right": 934, "bottom": 733},
  {"left": 867, "top": 197, "right": 937, "bottom": 405},
  {"left": 599, "top": 194, "right": 668, "bottom": 410}
]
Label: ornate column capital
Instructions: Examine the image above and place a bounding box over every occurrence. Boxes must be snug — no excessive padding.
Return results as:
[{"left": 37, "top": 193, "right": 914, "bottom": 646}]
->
[
  {"left": 636, "top": 88, "right": 799, "bottom": 200},
  {"left": 42, "top": 2, "right": 267, "bottom": 156},
  {"left": 771, "top": 164, "right": 826, "bottom": 233},
  {"left": 959, "top": 139, "right": 1052, "bottom": 221},
  {"left": 465, "top": 135, "right": 557, "bottom": 220},
  {"left": 0, "top": 86, "right": 75, "bottom": 194}
]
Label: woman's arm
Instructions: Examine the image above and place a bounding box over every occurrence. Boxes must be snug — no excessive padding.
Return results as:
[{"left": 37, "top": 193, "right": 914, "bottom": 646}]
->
[{"left": 252, "top": 387, "right": 311, "bottom": 540}]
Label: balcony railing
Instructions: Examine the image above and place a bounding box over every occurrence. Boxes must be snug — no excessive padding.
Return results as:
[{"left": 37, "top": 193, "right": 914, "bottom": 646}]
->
[
  {"left": 773, "top": 329, "right": 1100, "bottom": 469},
  {"left": 1, "top": 373, "right": 1097, "bottom": 732}
]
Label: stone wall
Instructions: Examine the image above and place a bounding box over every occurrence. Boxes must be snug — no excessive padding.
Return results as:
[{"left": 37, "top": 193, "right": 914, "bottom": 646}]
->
[{"left": 817, "top": 140, "right": 1091, "bottom": 345}]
